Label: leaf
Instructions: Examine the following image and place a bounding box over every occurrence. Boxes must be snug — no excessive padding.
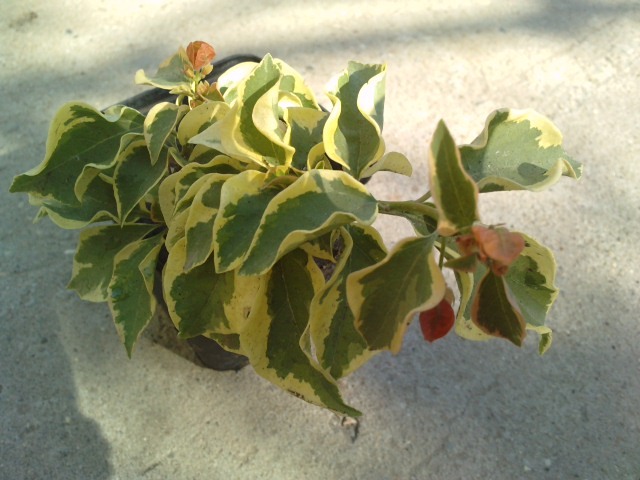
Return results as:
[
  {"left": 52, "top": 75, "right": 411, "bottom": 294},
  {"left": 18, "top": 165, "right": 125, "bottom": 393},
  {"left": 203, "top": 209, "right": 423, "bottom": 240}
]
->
[
  {"left": 113, "top": 134, "right": 168, "bottom": 223},
  {"left": 163, "top": 237, "right": 260, "bottom": 339},
  {"left": 217, "top": 54, "right": 294, "bottom": 168},
  {"left": 273, "top": 58, "right": 320, "bottom": 109},
  {"left": 453, "top": 269, "right": 492, "bottom": 341},
  {"left": 178, "top": 101, "right": 230, "bottom": 147},
  {"left": 323, "top": 62, "right": 386, "bottom": 179},
  {"left": 108, "top": 232, "right": 165, "bottom": 356},
  {"left": 284, "top": 107, "right": 328, "bottom": 170},
  {"left": 159, "top": 155, "right": 241, "bottom": 225},
  {"left": 504, "top": 234, "right": 558, "bottom": 328},
  {"left": 35, "top": 174, "right": 119, "bottom": 229},
  {"left": 459, "top": 109, "right": 582, "bottom": 192},
  {"left": 68, "top": 224, "right": 157, "bottom": 302},
  {"left": 217, "top": 61, "right": 259, "bottom": 104},
  {"left": 144, "top": 102, "right": 185, "bottom": 164},
  {"left": 238, "top": 170, "right": 379, "bottom": 276},
  {"left": 429, "top": 120, "right": 479, "bottom": 236},
  {"left": 348, "top": 234, "right": 446, "bottom": 353},
  {"left": 183, "top": 173, "right": 231, "bottom": 270},
  {"left": 134, "top": 48, "right": 192, "bottom": 94},
  {"left": 361, "top": 151, "right": 413, "bottom": 178},
  {"left": 186, "top": 41, "right": 216, "bottom": 70},
  {"left": 240, "top": 249, "right": 360, "bottom": 416},
  {"left": 471, "top": 269, "right": 527, "bottom": 346},
  {"left": 419, "top": 298, "right": 455, "bottom": 343},
  {"left": 213, "top": 171, "right": 280, "bottom": 273},
  {"left": 10, "top": 102, "right": 143, "bottom": 206},
  {"left": 310, "top": 225, "right": 387, "bottom": 379}
]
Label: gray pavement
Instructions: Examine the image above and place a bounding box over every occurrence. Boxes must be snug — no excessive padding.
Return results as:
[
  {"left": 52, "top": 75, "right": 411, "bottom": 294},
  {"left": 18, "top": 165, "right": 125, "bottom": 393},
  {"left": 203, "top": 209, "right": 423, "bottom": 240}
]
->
[{"left": 1, "top": 1, "right": 639, "bottom": 479}]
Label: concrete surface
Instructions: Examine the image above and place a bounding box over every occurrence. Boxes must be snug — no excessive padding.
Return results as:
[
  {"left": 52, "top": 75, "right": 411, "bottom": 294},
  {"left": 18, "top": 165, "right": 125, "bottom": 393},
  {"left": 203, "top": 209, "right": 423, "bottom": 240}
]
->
[{"left": 1, "top": 0, "right": 639, "bottom": 479}]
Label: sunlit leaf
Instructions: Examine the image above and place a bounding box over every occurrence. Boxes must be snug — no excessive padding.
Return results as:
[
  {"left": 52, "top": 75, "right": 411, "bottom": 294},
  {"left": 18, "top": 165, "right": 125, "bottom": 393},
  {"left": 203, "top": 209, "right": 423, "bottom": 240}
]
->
[
  {"left": 459, "top": 109, "right": 582, "bottom": 192},
  {"left": 429, "top": 120, "right": 479, "bottom": 236}
]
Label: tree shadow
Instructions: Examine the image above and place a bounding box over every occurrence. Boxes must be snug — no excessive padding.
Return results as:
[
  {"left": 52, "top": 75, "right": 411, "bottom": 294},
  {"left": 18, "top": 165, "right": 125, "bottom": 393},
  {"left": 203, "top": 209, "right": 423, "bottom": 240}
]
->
[{"left": 0, "top": 256, "right": 113, "bottom": 479}]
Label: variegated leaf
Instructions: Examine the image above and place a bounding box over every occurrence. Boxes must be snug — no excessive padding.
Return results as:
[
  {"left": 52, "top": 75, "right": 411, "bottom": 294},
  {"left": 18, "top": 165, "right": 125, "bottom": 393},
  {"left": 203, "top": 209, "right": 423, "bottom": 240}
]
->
[
  {"left": 472, "top": 269, "right": 527, "bottom": 347},
  {"left": 108, "top": 232, "right": 165, "bottom": 356},
  {"left": 34, "top": 175, "right": 119, "bottom": 229},
  {"left": 429, "top": 120, "right": 479, "bottom": 236},
  {"left": 454, "top": 269, "right": 492, "bottom": 341},
  {"left": 273, "top": 58, "right": 320, "bottom": 109},
  {"left": 310, "top": 225, "right": 387, "bottom": 379},
  {"left": 134, "top": 48, "right": 192, "bottom": 94},
  {"left": 163, "top": 237, "right": 260, "bottom": 339},
  {"left": 455, "top": 233, "right": 558, "bottom": 352},
  {"left": 183, "top": 173, "right": 232, "bottom": 270},
  {"left": 68, "top": 224, "right": 157, "bottom": 302},
  {"left": 10, "top": 102, "right": 143, "bottom": 206},
  {"left": 348, "top": 234, "right": 446, "bottom": 353},
  {"left": 217, "top": 54, "right": 294, "bottom": 168},
  {"left": 177, "top": 101, "right": 230, "bottom": 146},
  {"left": 113, "top": 134, "right": 168, "bottom": 223},
  {"left": 323, "top": 62, "right": 386, "bottom": 179},
  {"left": 213, "top": 171, "right": 279, "bottom": 273},
  {"left": 240, "top": 249, "right": 360, "bottom": 416},
  {"left": 361, "top": 151, "right": 413, "bottom": 178},
  {"left": 284, "top": 107, "right": 328, "bottom": 170},
  {"left": 239, "top": 170, "right": 379, "bottom": 276},
  {"left": 144, "top": 102, "right": 185, "bottom": 164},
  {"left": 217, "top": 61, "right": 259, "bottom": 104},
  {"left": 459, "top": 109, "right": 582, "bottom": 192},
  {"left": 159, "top": 155, "right": 242, "bottom": 225}
]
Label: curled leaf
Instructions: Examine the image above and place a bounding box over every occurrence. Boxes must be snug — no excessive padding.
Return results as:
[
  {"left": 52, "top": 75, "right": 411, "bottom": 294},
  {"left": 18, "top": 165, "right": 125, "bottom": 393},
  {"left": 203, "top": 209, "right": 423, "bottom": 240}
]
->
[{"left": 186, "top": 41, "right": 216, "bottom": 71}]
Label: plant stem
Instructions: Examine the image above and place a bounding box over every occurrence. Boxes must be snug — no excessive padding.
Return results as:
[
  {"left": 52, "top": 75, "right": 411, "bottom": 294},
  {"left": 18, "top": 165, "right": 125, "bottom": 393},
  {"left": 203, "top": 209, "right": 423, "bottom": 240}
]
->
[
  {"left": 378, "top": 200, "right": 438, "bottom": 220},
  {"left": 415, "top": 190, "right": 432, "bottom": 203},
  {"left": 438, "top": 236, "right": 448, "bottom": 269}
]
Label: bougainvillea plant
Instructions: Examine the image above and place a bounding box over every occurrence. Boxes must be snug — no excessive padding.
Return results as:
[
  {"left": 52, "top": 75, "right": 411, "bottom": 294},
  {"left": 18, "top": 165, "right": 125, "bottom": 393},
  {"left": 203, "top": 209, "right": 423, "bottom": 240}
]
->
[{"left": 10, "top": 42, "right": 582, "bottom": 416}]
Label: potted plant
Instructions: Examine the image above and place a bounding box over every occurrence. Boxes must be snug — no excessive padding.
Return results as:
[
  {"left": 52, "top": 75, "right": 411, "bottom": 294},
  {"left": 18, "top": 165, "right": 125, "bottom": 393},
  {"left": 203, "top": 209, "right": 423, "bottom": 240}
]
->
[{"left": 10, "top": 41, "right": 582, "bottom": 416}]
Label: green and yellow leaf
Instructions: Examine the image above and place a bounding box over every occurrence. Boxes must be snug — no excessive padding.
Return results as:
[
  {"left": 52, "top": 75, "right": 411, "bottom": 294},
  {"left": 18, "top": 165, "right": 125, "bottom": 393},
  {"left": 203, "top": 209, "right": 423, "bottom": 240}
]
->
[
  {"left": 459, "top": 109, "right": 582, "bottom": 192},
  {"left": 183, "top": 173, "right": 232, "bottom": 271},
  {"left": 284, "top": 107, "right": 328, "bottom": 170},
  {"left": 323, "top": 62, "right": 386, "bottom": 179},
  {"left": 108, "top": 232, "right": 165, "bottom": 356},
  {"left": 178, "top": 101, "right": 230, "bottom": 146},
  {"left": 144, "top": 102, "right": 186, "bottom": 164},
  {"left": 239, "top": 170, "right": 379, "bottom": 276},
  {"left": 213, "top": 171, "right": 280, "bottom": 272},
  {"left": 217, "top": 61, "right": 259, "bottom": 104},
  {"left": 361, "top": 151, "right": 413, "bottom": 178},
  {"left": 10, "top": 102, "right": 143, "bottom": 206},
  {"left": 429, "top": 120, "right": 479, "bottom": 236},
  {"left": 68, "top": 224, "right": 157, "bottom": 302},
  {"left": 217, "top": 54, "right": 294, "bottom": 168},
  {"left": 471, "top": 269, "right": 527, "bottom": 346},
  {"left": 348, "top": 234, "right": 446, "bottom": 353},
  {"left": 113, "top": 134, "right": 168, "bottom": 223},
  {"left": 163, "top": 237, "right": 260, "bottom": 339},
  {"left": 134, "top": 48, "right": 192, "bottom": 94},
  {"left": 310, "top": 225, "right": 387, "bottom": 379},
  {"left": 273, "top": 58, "right": 320, "bottom": 110},
  {"left": 240, "top": 249, "right": 360, "bottom": 416},
  {"left": 34, "top": 175, "right": 119, "bottom": 229}
]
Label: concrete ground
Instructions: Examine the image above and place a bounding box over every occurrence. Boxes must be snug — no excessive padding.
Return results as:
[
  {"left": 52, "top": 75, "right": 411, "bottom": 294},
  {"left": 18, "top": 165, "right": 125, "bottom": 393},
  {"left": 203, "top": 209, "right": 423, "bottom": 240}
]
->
[{"left": 1, "top": 0, "right": 639, "bottom": 478}]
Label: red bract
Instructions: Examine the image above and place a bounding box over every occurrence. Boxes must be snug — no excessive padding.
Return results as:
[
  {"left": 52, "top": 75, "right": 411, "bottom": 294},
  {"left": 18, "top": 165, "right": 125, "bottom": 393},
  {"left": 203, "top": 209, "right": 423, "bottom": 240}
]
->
[
  {"left": 419, "top": 299, "right": 455, "bottom": 343},
  {"left": 186, "top": 41, "right": 216, "bottom": 71},
  {"left": 472, "top": 225, "right": 524, "bottom": 265}
]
